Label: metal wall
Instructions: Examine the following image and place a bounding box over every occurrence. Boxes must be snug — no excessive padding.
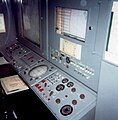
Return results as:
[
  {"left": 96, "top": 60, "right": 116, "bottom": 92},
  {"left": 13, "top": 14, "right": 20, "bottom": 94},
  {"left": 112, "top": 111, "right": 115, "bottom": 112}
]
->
[
  {"left": 95, "top": 0, "right": 118, "bottom": 119},
  {"left": 95, "top": 61, "right": 118, "bottom": 120}
]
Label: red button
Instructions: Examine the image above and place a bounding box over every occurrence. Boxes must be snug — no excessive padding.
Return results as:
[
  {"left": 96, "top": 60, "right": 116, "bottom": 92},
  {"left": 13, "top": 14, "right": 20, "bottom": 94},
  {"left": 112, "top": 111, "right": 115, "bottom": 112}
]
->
[
  {"left": 80, "top": 94, "right": 85, "bottom": 99},
  {"left": 35, "top": 84, "right": 39, "bottom": 87},
  {"left": 37, "top": 86, "right": 42, "bottom": 89},
  {"left": 40, "top": 88, "right": 44, "bottom": 92},
  {"left": 41, "top": 79, "right": 46, "bottom": 83}
]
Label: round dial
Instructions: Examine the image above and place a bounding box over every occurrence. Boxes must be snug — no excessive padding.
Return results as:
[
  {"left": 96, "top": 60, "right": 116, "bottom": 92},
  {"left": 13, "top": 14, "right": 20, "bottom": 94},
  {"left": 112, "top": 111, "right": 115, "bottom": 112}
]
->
[
  {"left": 60, "top": 105, "right": 73, "bottom": 116},
  {"left": 29, "top": 65, "right": 48, "bottom": 78}
]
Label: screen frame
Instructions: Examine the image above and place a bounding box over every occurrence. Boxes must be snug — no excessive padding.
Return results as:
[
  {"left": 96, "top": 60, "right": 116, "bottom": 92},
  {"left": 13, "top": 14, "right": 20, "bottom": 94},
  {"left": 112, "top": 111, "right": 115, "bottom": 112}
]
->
[
  {"left": 16, "top": 0, "right": 42, "bottom": 51},
  {"left": 21, "top": 0, "right": 41, "bottom": 46}
]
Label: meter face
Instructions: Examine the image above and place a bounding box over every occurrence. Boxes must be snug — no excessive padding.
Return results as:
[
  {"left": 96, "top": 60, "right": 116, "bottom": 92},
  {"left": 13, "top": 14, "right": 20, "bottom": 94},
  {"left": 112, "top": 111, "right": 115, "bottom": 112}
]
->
[{"left": 29, "top": 65, "right": 48, "bottom": 78}]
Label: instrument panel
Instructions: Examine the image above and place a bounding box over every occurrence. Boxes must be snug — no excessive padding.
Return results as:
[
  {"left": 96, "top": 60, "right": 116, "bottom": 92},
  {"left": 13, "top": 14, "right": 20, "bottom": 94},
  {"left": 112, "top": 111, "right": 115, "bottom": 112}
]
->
[
  {"left": 20, "top": 58, "right": 57, "bottom": 86},
  {"left": 3, "top": 42, "right": 96, "bottom": 120},
  {"left": 0, "top": 0, "right": 107, "bottom": 119},
  {"left": 48, "top": 0, "right": 102, "bottom": 92},
  {"left": 32, "top": 70, "right": 96, "bottom": 120},
  {"left": 29, "top": 65, "right": 48, "bottom": 78}
]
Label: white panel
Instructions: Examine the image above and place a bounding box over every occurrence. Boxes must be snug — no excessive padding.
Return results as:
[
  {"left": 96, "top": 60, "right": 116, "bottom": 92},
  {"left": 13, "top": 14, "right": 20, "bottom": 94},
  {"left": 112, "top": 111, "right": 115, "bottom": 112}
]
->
[{"left": 60, "top": 38, "right": 82, "bottom": 60}]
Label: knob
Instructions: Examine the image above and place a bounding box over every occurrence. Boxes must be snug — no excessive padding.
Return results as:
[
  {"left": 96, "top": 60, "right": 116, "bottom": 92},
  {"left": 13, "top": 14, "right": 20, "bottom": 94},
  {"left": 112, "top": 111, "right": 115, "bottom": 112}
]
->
[{"left": 66, "top": 57, "right": 71, "bottom": 64}]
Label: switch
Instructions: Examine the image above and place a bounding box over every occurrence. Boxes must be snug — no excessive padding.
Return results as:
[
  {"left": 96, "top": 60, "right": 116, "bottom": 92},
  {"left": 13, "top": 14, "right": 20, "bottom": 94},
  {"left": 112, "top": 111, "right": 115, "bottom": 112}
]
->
[{"left": 49, "top": 91, "right": 54, "bottom": 96}]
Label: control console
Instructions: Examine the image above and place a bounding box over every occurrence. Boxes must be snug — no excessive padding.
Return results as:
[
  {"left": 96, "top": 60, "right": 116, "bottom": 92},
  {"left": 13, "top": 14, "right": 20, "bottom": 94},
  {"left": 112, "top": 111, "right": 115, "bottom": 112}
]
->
[
  {"left": 32, "top": 70, "right": 96, "bottom": 120},
  {"left": 3, "top": 42, "right": 96, "bottom": 120}
]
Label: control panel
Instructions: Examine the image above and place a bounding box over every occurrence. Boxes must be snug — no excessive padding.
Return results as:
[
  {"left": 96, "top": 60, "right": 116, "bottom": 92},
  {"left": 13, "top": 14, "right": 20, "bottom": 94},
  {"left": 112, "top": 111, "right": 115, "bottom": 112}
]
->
[
  {"left": 19, "top": 58, "right": 57, "bottom": 86},
  {"left": 4, "top": 42, "right": 44, "bottom": 73},
  {"left": 3, "top": 41, "right": 97, "bottom": 120},
  {"left": 11, "top": 51, "right": 43, "bottom": 73},
  {"left": 0, "top": 0, "right": 105, "bottom": 119},
  {"left": 32, "top": 70, "right": 96, "bottom": 120},
  {"left": 21, "top": 52, "right": 42, "bottom": 66},
  {"left": 4, "top": 42, "right": 57, "bottom": 86},
  {"left": 51, "top": 49, "right": 94, "bottom": 80},
  {"left": 48, "top": 0, "right": 102, "bottom": 92},
  {"left": 5, "top": 42, "right": 30, "bottom": 61}
]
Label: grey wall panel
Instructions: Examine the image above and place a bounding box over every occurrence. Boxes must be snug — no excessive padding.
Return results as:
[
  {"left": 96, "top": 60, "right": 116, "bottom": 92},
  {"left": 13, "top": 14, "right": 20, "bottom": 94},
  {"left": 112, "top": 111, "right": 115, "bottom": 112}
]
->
[
  {"left": 95, "top": 61, "right": 118, "bottom": 120},
  {"left": 95, "top": 0, "right": 112, "bottom": 56}
]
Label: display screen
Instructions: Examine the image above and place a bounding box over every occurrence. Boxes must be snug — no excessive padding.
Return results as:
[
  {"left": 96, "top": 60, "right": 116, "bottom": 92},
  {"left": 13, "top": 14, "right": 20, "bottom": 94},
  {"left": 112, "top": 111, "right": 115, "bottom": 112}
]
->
[
  {"left": 56, "top": 7, "right": 88, "bottom": 42},
  {"left": 60, "top": 38, "right": 82, "bottom": 60},
  {"left": 21, "top": 0, "right": 40, "bottom": 45}
]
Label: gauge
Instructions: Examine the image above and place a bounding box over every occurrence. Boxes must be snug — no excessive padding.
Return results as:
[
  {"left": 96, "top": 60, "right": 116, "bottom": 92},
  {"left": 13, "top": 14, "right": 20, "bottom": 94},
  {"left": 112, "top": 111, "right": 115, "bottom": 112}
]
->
[
  {"left": 60, "top": 105, "right": 73, "bottom": 116},
  {"left": 29, "top": 65, "right": 48, "bottom": 78}
]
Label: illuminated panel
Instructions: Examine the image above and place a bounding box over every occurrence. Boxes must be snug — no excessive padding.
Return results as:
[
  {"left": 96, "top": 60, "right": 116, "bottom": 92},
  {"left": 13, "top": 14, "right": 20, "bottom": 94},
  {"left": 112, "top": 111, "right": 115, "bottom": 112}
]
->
[
  {"left": 60, "top": 38, "right": 82, "bottom": 60},
  {"left": 56, "top": 7, "right": 88, "bottom": 41}
]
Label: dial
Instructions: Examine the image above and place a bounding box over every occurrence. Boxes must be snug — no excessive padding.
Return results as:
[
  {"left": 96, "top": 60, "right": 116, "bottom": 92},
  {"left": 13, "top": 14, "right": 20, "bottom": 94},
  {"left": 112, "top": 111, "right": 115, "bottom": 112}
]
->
[
  {"left": 67, "top": 82, "right": 74, "bottom": 87},
  {"left": 56, "top": 84, "right": 65, "bottom": 91},
  {"left": 60, "top": 105, "right": 73, "bottom": 116},
  {"left": 62, "top": 78, "right": 69, "bottom": 83},
  {"left": 29, "top": 65, "right": 48, "bottom": 78}
]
